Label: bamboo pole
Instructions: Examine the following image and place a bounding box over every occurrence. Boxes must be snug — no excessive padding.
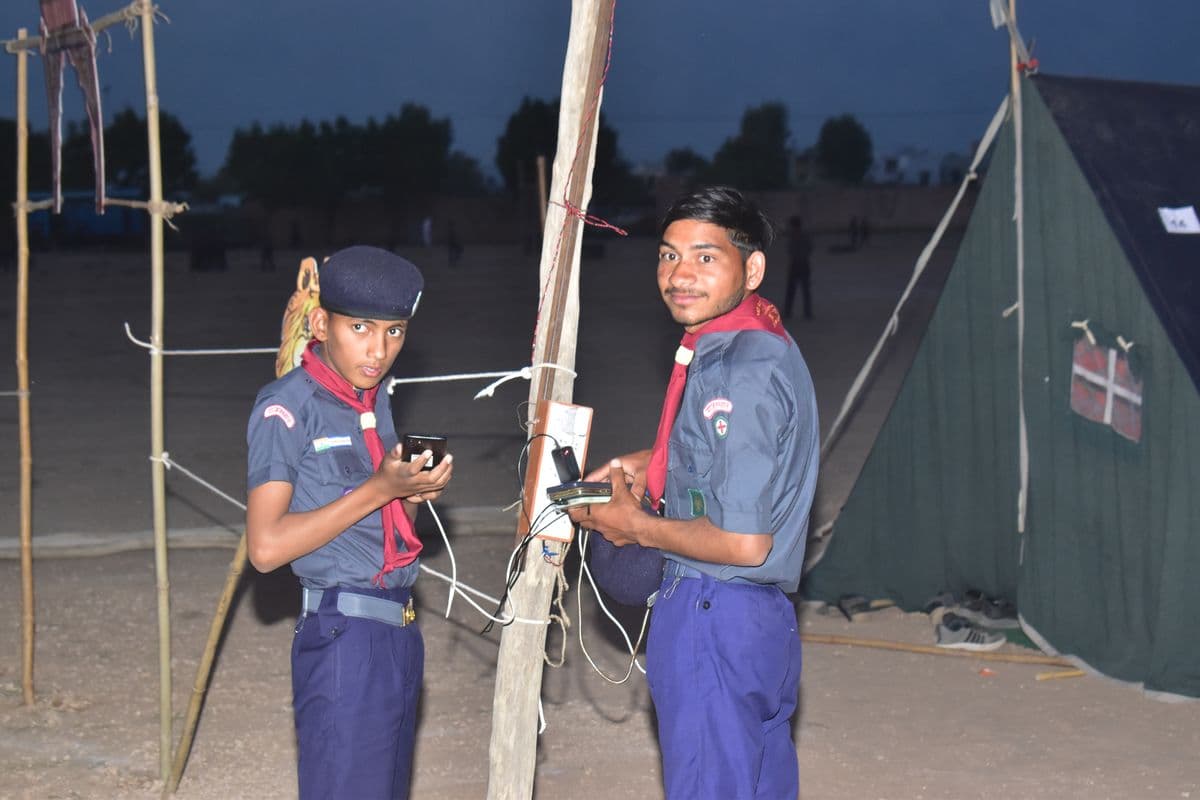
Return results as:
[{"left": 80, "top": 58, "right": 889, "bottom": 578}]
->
[
  {"left": 14, "top": 27, "right": 35, "bottom": 709},
  {"left": 800, "top": 633, "right": 1074, "bottom": 667},
  {"left": 487, "top": 2, "right": 613, "bottom": 797},
  {"left": 3, "top": 0, "right": 149, "bottom": 53},
  {"left": 137, "top": 3, "right": 171, "bottom": 781},
  {"left": 164, "top": 535, "right": 248, "bottom": 796}
]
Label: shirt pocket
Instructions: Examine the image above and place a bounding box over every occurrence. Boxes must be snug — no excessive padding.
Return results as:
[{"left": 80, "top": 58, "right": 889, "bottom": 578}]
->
[
  {"left": 670, "top": 440, "right": 713, "bottom": 480},
  {"left": 316, "top": 445, "right": 372, "bottom": 488}
]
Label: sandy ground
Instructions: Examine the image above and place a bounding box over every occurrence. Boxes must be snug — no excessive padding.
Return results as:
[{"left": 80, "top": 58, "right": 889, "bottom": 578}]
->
[{"left": 1, "top": 231, "right": 1198, "bottom": 799}]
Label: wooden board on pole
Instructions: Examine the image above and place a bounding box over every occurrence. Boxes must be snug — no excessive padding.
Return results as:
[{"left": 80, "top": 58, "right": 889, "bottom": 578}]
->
[{"left": 486, "top": 1, "right": 615, "bottom": 797}]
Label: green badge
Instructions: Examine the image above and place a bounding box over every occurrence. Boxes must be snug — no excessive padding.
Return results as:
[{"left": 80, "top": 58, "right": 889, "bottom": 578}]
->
[
  {"left": 713, "top": 415, "right": 729, "bottom": 438},
  {"left": 689, "top": 488, "right": 706, "bottom": 518}
]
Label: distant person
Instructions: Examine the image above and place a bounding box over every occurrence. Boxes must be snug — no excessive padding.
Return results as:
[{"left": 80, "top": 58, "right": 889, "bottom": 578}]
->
[
  {"left": 784, "top": 214, "right": 814, "bottom": 320},
  {"left": 420, "top": 215, "right": 434, "bottom": 248},
  {"left": 568, "top": 186, "right": 818, "bottom": 799},
  {"left": 260, "top": 236, "right": 276, "bottom": 272},
  {"left": 245, "top": 246, "right": 454, "bottom": 799},
  {"left": 446, "top": 219, "right": 463, "bottom": 266}
]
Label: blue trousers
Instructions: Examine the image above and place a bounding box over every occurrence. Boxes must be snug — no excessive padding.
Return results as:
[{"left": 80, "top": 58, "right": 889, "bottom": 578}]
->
[
  {"left": 291, "top": 585, "right": 424, "bottom": 800},
  {"left": 646, "top": 573, "right": 802, "bottom": 800}
]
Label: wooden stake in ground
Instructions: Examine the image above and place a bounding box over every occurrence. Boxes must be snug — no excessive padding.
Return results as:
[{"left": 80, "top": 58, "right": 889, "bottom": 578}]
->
[
  {"left": 164, "top": 536, "right": 249, "bottom": 796},
  {"left": 14, "top": 26, "right": 35, "bottom": 709},
  {"left": 487, "top": 2, "right": 615, "bottom": 797}
]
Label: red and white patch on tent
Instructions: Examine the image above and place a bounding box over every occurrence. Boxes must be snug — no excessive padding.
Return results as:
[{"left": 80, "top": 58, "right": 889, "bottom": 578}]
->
[{"left": 1069, "top": 338, "right": 1143, "bottom": 442}]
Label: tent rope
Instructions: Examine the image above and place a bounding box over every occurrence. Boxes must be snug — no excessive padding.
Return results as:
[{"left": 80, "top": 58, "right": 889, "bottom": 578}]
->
[{"left": 817, "top": 96, "right": 1011, "bottom": 467}]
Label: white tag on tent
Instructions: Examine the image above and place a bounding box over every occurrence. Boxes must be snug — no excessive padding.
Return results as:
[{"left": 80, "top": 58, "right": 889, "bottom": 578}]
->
[{"left": 1157, "top": 205, "right": 1200, "bottom": 234}]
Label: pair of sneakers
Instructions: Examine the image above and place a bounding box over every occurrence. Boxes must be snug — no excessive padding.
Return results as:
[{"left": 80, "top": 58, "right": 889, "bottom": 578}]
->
[
  {"left": 935, "top": 611, "right": 1006, "bottom": 651},
  {"left": 923, "top": 589, "right": 1020, "bottom": 629}
]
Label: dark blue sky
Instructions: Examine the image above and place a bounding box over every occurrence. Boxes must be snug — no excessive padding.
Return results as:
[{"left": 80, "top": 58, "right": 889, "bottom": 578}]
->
[{"left": 3, "top": 1, "right": 1199, "bottom": 179}]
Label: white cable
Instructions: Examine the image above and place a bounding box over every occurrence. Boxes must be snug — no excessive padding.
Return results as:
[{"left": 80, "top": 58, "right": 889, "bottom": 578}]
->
[
  {"left": 418, "top": 563, "right": 545, "bottom": 626},
  {"left": 574, "top": 529, "right": 649, "bottom": 681},
  {"left": 422, "top": 500, "right": 458, "bottom": 618}
]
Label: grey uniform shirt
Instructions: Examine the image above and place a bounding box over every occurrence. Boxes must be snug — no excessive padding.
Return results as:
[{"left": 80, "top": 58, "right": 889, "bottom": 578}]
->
[
  {"left": 664, "top": 328, "right": 819, "bottom": 593},
  {"left": 246, "top": 366, "right": 419, "bottom": 590}
]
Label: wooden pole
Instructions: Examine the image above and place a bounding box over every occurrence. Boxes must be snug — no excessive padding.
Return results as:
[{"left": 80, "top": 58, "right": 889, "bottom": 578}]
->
[
  {"left": 138, "top": 4, "right": 172, "bottom": 781},
  {"left": 163, "top": 535, "right": 248, "bottom": 796},
  {"left": 536, "top": 154, "right": 548, "bottom": 233},
  {"left": 14, "top": 26, "right": 35, "bottom": 709},
  {"left": 487, "top": 2, "right": 613, "bottom": 797},
  {"left": 1009, "top": 0, "right": 1029, "bottom": 538}
]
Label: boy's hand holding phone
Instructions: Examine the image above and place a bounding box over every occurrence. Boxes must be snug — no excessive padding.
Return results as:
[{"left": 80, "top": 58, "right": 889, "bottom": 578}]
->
[{"left": 380, "top": 438, "right": 453, "bottom": 503}]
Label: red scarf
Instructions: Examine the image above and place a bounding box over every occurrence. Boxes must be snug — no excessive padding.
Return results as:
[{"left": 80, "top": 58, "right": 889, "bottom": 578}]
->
[
  {"left": 646, "top": 293, "right": 787, "bottom": 509},
  {"left": 301, "top": 340, "right": 422, "bottom": 583}
]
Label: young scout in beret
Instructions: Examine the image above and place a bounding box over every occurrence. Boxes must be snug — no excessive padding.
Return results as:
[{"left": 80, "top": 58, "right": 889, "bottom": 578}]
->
[{"left": 245, "top": 245, "right": 454, "bottom": 800}]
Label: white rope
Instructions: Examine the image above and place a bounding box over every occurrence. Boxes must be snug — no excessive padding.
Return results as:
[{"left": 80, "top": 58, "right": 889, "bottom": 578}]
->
[
  {"left": 384, "top": 362, "right": 578, "bottom": 399},
  {"left": 121, "top": 325, "right": 578, "bottom": 404},
  {"left": 153, "top": 452, "right": 548, "bottom": 626},
  {"left": 154, "top": 452, "right": 248, "bottom": 512},
  {"left": 818, "top": 95, "right": 1011, "bottom": 464},
  {"left": 0, "top": 390, "right": 30, "bottom": 397},
  {"left": 124, "top": 323, "right": 277, "bottom": 356}
]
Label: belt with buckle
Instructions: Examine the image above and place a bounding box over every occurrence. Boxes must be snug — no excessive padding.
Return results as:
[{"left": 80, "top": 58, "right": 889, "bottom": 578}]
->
[{"left": 301, "top": 587, "right": 416, "bottom": 627}]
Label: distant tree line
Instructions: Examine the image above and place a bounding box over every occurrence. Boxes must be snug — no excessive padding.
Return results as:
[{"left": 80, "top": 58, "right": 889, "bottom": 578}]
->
[
  {"left": 0, "top": 99, "right": 877, "bottom": 218},
  {"left": 665, "top": 104, "right": 874, "bottom": 188}
]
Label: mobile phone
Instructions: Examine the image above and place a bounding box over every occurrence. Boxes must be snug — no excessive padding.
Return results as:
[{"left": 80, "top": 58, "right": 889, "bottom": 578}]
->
[
  {"left": 402, "top": 434, "right": 447, "bottom": 470},
  {"left": 546, "top": 480, "right": 612, "bottom": 506}
]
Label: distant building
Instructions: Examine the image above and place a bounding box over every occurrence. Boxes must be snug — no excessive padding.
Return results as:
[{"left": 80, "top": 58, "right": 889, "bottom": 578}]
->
[
  {"left": 868, "top": 147, "right": 943, "bottom": 186},
  {"left": 27, "top": 187, "right": 147, "bottom": 244}
]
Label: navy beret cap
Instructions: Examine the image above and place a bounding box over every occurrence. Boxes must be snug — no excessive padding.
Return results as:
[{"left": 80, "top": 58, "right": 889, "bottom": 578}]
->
[{"left": 319, "top": 246, "right": 424, "bottom": 320}]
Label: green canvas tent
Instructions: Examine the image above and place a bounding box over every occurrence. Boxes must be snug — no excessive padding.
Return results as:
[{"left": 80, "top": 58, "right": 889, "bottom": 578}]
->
[{"left": 803, "top": 73, "right": 1200, "bottom": 699}]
